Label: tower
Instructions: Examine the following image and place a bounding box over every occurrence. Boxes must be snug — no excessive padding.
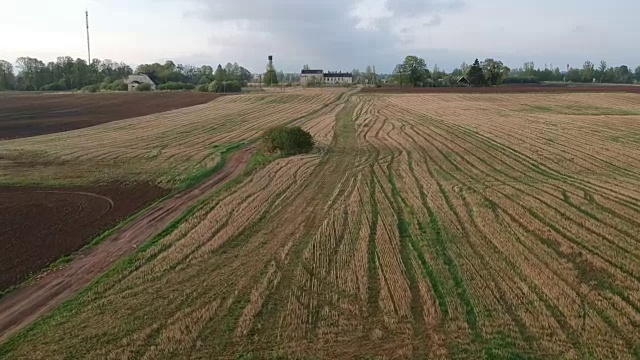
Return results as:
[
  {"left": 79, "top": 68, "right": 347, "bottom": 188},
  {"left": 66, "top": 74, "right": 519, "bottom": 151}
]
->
[
  {"left": 264, "top": 55, "right": 278, "bottom": 86},
  {"left": 267, "top": 55, "right": 274, "bottom": 71},
  {"left": 85, "top": 10, "right": 91, "bottom": 63}
]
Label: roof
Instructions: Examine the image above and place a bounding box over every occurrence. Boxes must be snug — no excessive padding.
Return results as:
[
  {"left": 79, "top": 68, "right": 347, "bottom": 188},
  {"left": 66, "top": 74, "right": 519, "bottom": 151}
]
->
[
  {"left": 324, "top": 72, "right": 353, "bottom": 78},
  {"left": 457, "top": 76, "right": 470, "bottom": 83},
  {"left": 125, "top": 74, "right": 155, "bottom": 85},
  {"left": 301, "top": 69, "right": 323, "bottom": 75}
]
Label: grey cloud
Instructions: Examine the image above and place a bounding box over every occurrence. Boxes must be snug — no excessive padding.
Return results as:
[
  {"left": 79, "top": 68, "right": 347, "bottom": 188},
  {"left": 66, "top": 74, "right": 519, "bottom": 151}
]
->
[
  {"left": 186, "top": 0, "right": 464, "bottom": 72},
  {"left": 385, "top": 0, "right": 463, "bottom": 18},
  {"left": 423, "top": 14, "right": 442, "bottom": 27}
]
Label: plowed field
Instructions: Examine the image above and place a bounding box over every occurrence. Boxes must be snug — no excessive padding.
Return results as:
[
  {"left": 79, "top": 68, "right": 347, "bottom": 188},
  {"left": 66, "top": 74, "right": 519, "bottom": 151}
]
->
[
  {"left": 2, "top": 91, "right": 640, "bottom": 359},
  {"left": 0, "top": 184, "right": 167, "bottom": 291},
  {"left": 0, "top": 92, "right": 222, "bottom": 139}
]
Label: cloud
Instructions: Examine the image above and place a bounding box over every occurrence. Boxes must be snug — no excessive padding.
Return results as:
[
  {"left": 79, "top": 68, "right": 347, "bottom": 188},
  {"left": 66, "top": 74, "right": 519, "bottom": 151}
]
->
[{"left": 184, "top": 0, "right": 465, "bottom": 72}]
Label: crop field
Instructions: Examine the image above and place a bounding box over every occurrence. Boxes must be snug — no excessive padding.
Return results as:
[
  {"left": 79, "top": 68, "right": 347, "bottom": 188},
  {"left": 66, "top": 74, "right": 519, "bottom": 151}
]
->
[
  {"left": 0, "top": 92, "right": 222, "bottom": 139},
  {"left": 2, "top": 91, "right": 640, "bottom": 359}
]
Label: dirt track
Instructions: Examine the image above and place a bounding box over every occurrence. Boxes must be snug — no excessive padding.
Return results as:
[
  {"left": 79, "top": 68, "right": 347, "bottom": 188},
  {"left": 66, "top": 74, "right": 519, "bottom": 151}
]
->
[
  {"left": 0, "top": 147, "right": 253, "bottom": 343},
  {"left": 0, "top": 92, "right": 222, "bottom": 139},
  {"left": 361, "top": 84, "right": 640, "bottom": 94},
  {"left": 0, "top": 185, "right": 167, "bottom": 291}
]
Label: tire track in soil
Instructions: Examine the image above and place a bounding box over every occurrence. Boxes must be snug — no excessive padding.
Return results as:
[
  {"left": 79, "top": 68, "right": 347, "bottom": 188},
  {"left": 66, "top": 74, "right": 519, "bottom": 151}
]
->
[{"left": 0, "top": 147, "right": 254, "bottom": 343}]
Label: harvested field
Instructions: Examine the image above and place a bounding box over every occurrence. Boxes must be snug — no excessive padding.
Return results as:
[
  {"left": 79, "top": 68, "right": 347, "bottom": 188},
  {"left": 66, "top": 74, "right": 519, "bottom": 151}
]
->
[
  {"left": 362, "top": 84, "right": 640, "bottom": 94},
  {"left": 1, "top": 90, "right": 640, "bottom": 359},
  {"left": 0, "top": 92, "right": 223, "bottom": 139},
  {"left": 0, "top": 88, "right": 345, "bottom": 186},
  {"left": 0, "top": 184, "right": 167, "bottom": 292}
]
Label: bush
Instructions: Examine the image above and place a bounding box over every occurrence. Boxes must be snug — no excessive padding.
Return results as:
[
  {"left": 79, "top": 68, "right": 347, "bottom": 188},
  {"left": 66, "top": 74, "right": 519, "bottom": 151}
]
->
[
  {"left": 207, "top": 80, "right": 242, "bottom": 93},
  {"left": 262, "top": 126, "right": 315, "bottom": 155},
  {"left": 40, "top": 82, "right": 66, "bottom": 91},
  {"left": 82, "top": 85, "right": 99, "bottom": 93},
  {"left": 196, "top": 84, "right": 209, "bottom": 92},
  {"left": 137, "top": 83, "right": 152, "bottom": 91},
  {"left": 157, "top": 82, "right": 195, "bottom": 91},
  {"left": 108, "top": 80, "right": 128, "bottom": 91}
]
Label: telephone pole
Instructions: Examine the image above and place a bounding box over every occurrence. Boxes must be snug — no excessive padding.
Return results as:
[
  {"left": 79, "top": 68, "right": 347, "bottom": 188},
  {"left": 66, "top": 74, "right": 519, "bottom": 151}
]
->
[{"left": 85, "top": 10, "right": 91, "bottom": 63}]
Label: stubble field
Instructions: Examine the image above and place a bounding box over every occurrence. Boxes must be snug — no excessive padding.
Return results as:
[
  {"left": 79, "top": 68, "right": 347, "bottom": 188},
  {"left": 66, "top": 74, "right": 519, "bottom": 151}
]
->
[
  {"left": 2, "top": 90, "right": 640, "bottom": 359},
  {"left": 0, "top": 89, "right": 344, "bottom": 292}
]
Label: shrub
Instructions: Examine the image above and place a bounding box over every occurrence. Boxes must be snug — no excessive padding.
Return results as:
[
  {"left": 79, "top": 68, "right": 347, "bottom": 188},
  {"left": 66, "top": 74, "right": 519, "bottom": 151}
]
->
[
  {"left": 39, "top": 82, "right": 66, "bottom": 91},
  {"left": 196, "top": 84, "right": 209, "bottom": 92},
  {"left": 207, "top": 80, "right": 242, "bottom": 93},
  {"left": 108, "top": 80, "right": 128, "bottom": 91},
  {"left": 157, "top": 82, "right": 195, "bottom": 91},
  {"left": 82, "top": 85, "right": 99, "bottom": 93},
  {"left": 137, "top": 83, "right": 152, "bottom": 91},
  {"left": 262, "top": 126, "right": 315, "bottom": 155}
]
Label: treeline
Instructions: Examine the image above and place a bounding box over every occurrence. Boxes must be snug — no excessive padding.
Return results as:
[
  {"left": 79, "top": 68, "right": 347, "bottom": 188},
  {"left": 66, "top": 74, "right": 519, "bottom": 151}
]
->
[
  {"left": 384, "top": 56, "right": 640, "bottom": 87},
  {"left": 0, "top": 56, "right": 253, "bottom": 92}
]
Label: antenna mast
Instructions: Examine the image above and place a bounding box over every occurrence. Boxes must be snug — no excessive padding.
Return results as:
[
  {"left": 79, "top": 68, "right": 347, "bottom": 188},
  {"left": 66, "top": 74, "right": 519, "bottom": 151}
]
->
[{"left": 85, "top": 10, "right": 91, "bottom": 63}]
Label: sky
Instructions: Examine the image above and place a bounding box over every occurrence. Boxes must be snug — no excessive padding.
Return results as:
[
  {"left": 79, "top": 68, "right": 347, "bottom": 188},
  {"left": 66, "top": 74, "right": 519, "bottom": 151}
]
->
[{"left": 1, "top": 0, "right": 639, "bottom": 73}]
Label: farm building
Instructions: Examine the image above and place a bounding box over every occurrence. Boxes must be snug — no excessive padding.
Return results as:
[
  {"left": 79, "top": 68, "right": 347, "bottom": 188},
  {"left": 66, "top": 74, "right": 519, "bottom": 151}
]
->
[
  {"left": 125, "top": 74, "right": 156, "bottom": 91},
  {"left": 300, "top": 69, "right": 352, "bottom": 86}
]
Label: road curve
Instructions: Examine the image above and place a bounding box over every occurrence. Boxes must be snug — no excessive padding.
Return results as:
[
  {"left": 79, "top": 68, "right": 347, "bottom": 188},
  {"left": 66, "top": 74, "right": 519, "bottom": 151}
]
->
[{"left": 0, "top": 147, "right": 254, "bottom": 343}]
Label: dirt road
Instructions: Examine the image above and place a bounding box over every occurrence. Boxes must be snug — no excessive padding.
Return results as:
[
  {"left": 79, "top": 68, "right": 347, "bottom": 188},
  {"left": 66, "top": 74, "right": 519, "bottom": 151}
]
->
[{"left": 0, "top": 147, "right": 253, "bottom": 343}]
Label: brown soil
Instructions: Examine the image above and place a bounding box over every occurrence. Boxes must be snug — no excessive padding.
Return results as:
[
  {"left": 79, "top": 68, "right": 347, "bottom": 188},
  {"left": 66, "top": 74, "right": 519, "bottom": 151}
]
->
[
  {"left": 0, "top": 146, "right": 253, "bottom": 343},
  {"left": 0, "top": 184, "right": 168, "bottom": 291},
  {"left": 0, "top": 92, "right": 222, "bottom": 139},
  {"left": 361, "top": 84, "right": 640, "bottom": 94}
]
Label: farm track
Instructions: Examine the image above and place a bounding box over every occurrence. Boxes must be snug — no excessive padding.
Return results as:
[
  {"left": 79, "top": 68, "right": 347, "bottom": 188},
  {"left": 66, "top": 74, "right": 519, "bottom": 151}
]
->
[{"left": 2, "top": 90, "right": 640, "bottom": 359}]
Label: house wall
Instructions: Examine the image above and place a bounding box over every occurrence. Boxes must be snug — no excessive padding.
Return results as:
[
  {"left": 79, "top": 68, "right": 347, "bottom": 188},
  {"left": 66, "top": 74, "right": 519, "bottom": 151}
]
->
[
  {"left": 300, "top": 74, "right": 322, "bottom": 86},
  {"left": 324, "top": 77, "right": 353, "bottom": 84}
]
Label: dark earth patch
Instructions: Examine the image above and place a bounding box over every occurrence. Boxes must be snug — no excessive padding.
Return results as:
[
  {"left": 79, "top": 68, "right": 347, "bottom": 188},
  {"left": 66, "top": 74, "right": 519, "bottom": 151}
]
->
[
  {"left": 0, "top": 184, "right": 169, "bottom": 291},
  {"left": 0, "top": 92, "right": 222, "bottom": 139}
]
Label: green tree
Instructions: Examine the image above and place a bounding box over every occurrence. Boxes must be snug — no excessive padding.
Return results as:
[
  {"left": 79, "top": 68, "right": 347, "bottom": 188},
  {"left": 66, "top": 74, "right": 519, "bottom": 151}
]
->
[
  {"left": 635, "top": 66, "right": 640, "bottom": 82},
  {"left": 397, "top": 56, "right": 429, "bottom": 87},
  {"left": 581, "top": 61, "right": 595, "bottom": 82},
  {"left": 262, "top": 126, "right": 315, "bottom": 155},
  {"left": 482, "top": 58, "right": 510, "bottom": 85},
  {"left": 597, "top": 60, "right": 607, "bottom": 82},
  {"left": 467, "top": 58, "right": 486, "bottom": 86},
  {"left": 0, "top": 60, "right": 15, "bottom": 90},
  {"left": 614, "top": 65, "right": 631, "bottom": 83}
]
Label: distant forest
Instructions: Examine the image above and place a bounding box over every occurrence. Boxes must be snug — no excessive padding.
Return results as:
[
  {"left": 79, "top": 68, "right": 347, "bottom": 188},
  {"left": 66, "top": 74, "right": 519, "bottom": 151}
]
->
[
  {"left": 0, "top": 57, "right": 265, "bottom": 92},
  {"left": 0, "top": 55, "right": 639, "bottom": 92}
]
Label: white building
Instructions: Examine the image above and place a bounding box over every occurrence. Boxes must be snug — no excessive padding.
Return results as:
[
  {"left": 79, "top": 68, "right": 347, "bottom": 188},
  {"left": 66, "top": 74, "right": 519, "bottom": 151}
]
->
[
  {"left": 300, "top": 69, "right": 324, "bottom": 85},
  {"left": 324, "top": 72, "right": 353, "bottom": 84},
  {"left": 301, "top": 69, "right": 352, "bottom": 86}
]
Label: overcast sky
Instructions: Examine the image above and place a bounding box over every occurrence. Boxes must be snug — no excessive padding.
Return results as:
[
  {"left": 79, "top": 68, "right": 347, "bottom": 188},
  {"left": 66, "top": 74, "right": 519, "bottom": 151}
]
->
[{"left": 1, "top": 0, "right": 639, "bottom": 73}]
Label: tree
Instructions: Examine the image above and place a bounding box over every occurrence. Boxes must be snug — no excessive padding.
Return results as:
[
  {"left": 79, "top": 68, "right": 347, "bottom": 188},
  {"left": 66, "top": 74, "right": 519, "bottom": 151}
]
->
[
  {"left": 635, "top": 66, "right": 640, "bottom": 82},
  {"left": 303, "top": 64, "right": 310, "bottom": 70},
  {"left": 0, "top": 60, "right": 15, "bottom": 90},
  {"left": 391, "top": 64, "right": 408, "bottom": 86},
  {"left": 393, "top": 56, "right": 429, "bottom": 87},
  {"left": 614, "top": 65, "right": 631, "bottom": 84},
  {"left": 262, "top": 126, "right": 315, "bottom": 155},
  {"left": 581, "top": 61, "right": 595, "bottom": 82},
  {"left": 482, "top": 58, "right": 510, "bottom": 85},
  {"left": 467, "top": 58, "right": 486, "bottom": 86},
  {"left": 598, "top": 60, "right": 608, "bottom": 82}
]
